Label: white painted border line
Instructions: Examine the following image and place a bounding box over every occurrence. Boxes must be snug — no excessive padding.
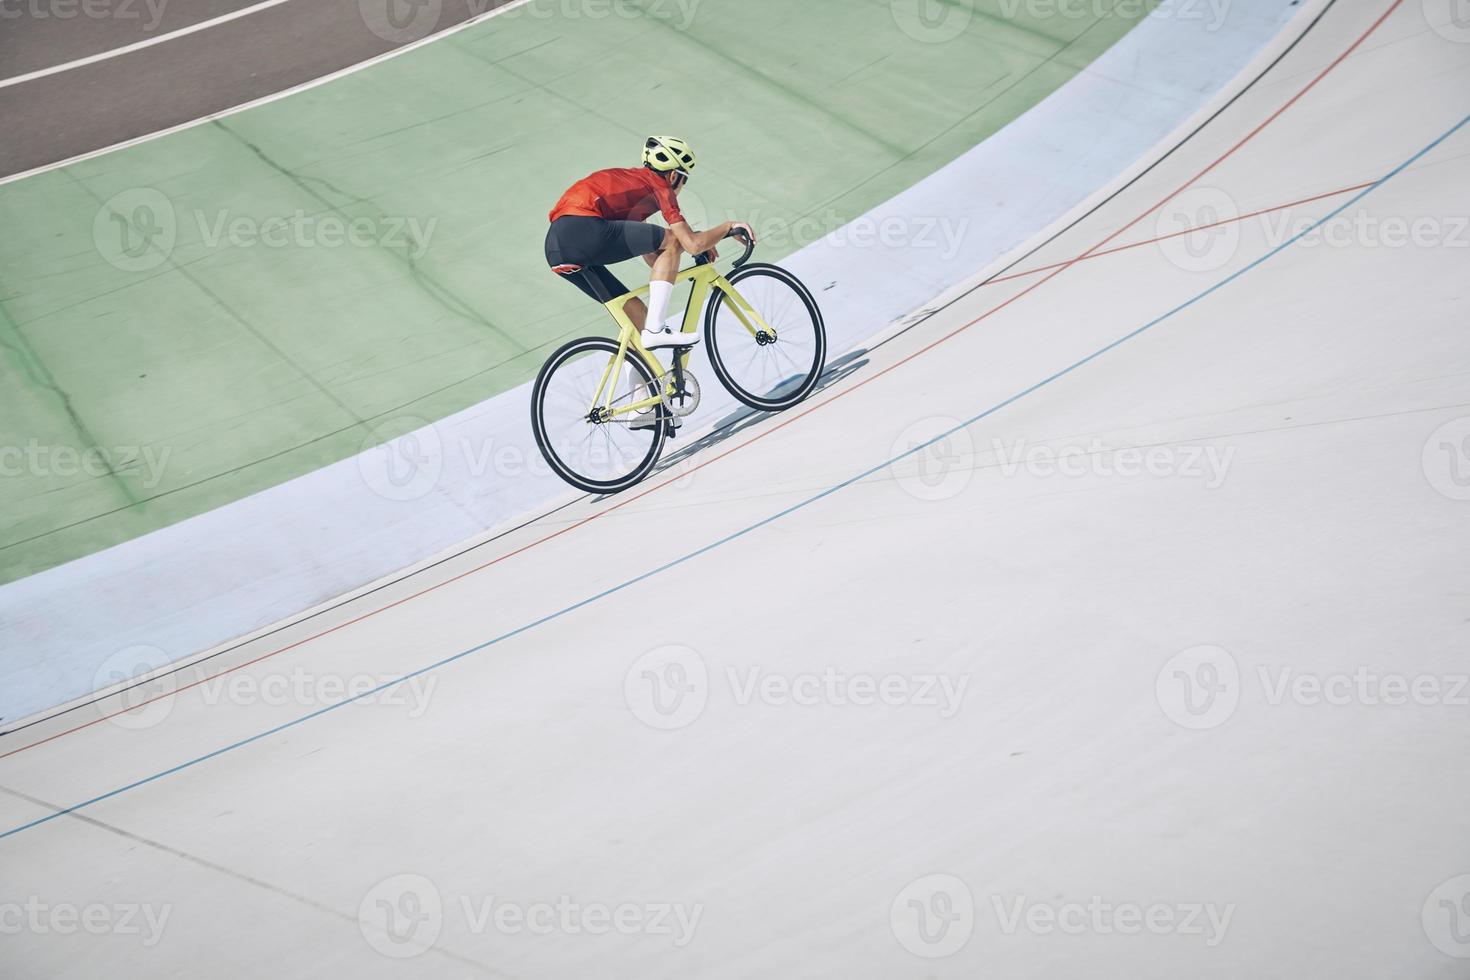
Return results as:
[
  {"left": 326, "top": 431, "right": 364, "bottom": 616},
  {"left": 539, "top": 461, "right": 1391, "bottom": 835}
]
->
[
  {"left": 0, "top": 0, "right": 297, "bottom": 90},
  {"left": 0, "top": 0, "right": 535, "bottom": 187}
]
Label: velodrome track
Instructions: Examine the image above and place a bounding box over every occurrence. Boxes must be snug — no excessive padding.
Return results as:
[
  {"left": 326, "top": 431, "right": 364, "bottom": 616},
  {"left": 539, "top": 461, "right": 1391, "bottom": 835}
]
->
[
  {"left": 3, "top": 1, "right": 1470, "bottom": 977},
  {"left": 0, "top": 0, "right": 514, "bottom": 176}
]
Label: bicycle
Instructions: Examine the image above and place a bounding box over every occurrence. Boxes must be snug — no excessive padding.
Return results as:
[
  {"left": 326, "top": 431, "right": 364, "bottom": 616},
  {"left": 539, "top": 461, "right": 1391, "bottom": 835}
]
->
[{"left": 531, "top": 229, "right": 827, "bottom": 494}]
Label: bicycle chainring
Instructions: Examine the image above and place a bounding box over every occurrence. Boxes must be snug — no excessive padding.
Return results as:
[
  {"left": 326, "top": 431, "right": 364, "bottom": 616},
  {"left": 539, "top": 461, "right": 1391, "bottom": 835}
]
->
[{"left": 663, "top": 371, "right": 702, "bottom": 418}]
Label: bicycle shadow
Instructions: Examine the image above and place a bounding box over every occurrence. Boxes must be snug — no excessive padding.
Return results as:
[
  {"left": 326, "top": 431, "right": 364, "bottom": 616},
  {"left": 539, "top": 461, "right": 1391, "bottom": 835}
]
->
[{"left": 655, "top": 348, "right": 871, "bottom": 473}]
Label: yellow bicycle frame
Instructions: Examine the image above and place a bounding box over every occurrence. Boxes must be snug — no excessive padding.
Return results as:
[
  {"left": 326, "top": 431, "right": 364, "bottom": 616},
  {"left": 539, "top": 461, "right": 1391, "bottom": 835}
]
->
[{"left": 587, "top": 260, "right": 777, "bottom": 420}]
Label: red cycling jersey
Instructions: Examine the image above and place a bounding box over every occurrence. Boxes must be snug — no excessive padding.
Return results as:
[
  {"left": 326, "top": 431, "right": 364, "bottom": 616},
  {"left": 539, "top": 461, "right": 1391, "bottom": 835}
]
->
[{"left": 549, "top": 167, "right": 686, "bottom": 226}]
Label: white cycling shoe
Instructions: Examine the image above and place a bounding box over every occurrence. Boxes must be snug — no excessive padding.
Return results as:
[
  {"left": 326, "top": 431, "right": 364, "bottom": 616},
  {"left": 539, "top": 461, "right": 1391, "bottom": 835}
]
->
[{"left": 641, "top": 326, "right": 700, "bottom": 349}]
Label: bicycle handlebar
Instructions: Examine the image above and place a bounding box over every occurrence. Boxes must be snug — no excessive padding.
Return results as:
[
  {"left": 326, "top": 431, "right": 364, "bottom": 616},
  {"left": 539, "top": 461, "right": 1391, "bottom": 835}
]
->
[
  {"left": 725, "top": 226, "right": 756, "bottom": 268},
  {"left": 693, "top": 227, "right": 756, "bottom": 269}
]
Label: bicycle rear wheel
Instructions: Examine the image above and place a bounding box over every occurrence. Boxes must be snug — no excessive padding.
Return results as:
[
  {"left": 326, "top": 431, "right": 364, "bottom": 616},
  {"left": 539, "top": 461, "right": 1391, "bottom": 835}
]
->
[
  {"left": 531, "top": 337, "right": 667, "bottom": 494},
  {"left": 704, "top": 263, "right": 826, "bottom": 412}
]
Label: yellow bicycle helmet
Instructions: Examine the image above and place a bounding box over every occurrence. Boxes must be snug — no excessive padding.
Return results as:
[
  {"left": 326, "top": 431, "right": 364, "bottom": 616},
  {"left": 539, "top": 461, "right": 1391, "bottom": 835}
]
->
[{"left": 643, "top": 136, "right": 697, "bottom": 175}]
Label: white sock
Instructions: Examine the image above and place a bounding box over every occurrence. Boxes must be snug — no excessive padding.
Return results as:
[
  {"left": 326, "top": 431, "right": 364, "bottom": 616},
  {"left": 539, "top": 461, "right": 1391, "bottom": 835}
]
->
[{"left": 644, "top": 280, "right": 674, "bottom": 335}]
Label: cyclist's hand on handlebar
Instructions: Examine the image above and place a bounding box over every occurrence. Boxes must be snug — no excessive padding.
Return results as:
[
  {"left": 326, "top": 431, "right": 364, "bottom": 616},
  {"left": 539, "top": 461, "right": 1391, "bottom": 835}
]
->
[{"left": 728, "top": 222, "right": 756, "bottom": 244}]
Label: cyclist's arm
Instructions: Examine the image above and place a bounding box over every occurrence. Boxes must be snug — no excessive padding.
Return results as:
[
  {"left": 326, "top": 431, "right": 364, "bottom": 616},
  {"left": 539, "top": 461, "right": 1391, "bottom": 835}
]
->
[{"left": 668, "top": 220, "right": 735, "bottom": 256}]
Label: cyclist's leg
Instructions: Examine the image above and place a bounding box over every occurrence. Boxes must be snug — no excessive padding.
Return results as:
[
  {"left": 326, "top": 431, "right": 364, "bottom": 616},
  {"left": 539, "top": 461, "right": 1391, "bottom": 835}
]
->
[
  {"left": 558, "top": 265, "right": 627, "bottom": 306},
  {"left": 594, "top": 220, "right": 674, "bottom": 332},
  {"left": 594, "top": 220, "right": 692, "bottom": 346},
  {"left": 643, "top": 229, "right": 684, "bottom": 337},
  {"left": 551, "top": 265, "right": 657, "bottom": 414},
  {"left": 547, "top": 216, "right": 655, "bottom": 325}
]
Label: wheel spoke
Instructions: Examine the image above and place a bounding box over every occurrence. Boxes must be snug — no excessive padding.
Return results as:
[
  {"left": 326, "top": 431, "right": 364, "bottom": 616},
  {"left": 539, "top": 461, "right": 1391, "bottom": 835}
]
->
[
  {"left": 534, "top": 341, "right": 663, "bottom": 491},
  {"left": 709, "top": 269, "right": 823, "bottom": 410}
]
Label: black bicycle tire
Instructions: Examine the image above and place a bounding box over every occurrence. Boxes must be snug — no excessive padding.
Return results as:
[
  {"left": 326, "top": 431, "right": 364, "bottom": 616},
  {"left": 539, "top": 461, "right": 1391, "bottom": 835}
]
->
[
  {"left": 531, "top": 336, "right": 667, "bottom": 494},
  {"left": 704, "top": 262, "right": 827, "bottom": 412}
]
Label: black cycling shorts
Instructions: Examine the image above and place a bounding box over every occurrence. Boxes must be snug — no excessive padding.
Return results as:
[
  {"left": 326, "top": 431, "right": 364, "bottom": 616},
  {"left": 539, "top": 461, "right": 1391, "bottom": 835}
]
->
[{"left": 545, "top": 216, "right": 668, "bottom": 303}]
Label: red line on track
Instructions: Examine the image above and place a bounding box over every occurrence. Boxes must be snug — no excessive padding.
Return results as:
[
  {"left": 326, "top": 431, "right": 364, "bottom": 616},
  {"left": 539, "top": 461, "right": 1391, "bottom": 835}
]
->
[
  {"left": 981, "top": 180, "right": 1378, "bottom": 287},
  {"left": 0, "top": 0, "right": 1404, "bottom": 762}
]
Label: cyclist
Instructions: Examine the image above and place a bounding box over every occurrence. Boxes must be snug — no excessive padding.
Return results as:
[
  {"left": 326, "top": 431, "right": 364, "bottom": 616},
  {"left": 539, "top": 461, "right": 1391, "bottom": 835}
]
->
[{"left": 545, "top": 136, "right": 755, "bottom": 350}]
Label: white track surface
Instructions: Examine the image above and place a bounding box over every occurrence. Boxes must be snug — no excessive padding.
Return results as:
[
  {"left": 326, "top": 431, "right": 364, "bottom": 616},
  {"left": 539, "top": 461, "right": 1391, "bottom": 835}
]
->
[
  {"left": 0, "top": 0, "right": 1298, "bottom": 720},
  {"left": 4, "top": 3, "right": 1470, "bottom": 977}
]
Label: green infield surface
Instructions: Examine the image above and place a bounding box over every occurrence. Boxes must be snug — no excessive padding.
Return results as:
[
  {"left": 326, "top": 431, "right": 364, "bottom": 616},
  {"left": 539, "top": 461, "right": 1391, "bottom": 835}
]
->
[{"left": 0, "top": 0, "right": 1154, "bottom": 584}]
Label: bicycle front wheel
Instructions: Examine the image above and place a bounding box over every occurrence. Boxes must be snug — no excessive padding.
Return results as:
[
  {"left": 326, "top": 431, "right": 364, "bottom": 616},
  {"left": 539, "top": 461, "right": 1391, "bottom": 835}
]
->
[
  {"left": 531, "top": 337, "right": 667, "bottom": 494},
  {"left": 704, "top": 262, "right": 827, "bottom": 412}
]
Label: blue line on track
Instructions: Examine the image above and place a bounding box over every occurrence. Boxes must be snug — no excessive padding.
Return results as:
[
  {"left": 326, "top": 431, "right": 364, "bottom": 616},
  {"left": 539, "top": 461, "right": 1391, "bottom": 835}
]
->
[{"left": 3, "top": 112, "right": 1465, "bottom": 842}]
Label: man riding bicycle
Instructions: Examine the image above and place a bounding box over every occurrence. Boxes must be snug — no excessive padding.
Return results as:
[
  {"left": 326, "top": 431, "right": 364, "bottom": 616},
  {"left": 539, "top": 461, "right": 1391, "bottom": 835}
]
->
[{"left": 545, "top": 136, "right": 756, "bottom": 351}]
